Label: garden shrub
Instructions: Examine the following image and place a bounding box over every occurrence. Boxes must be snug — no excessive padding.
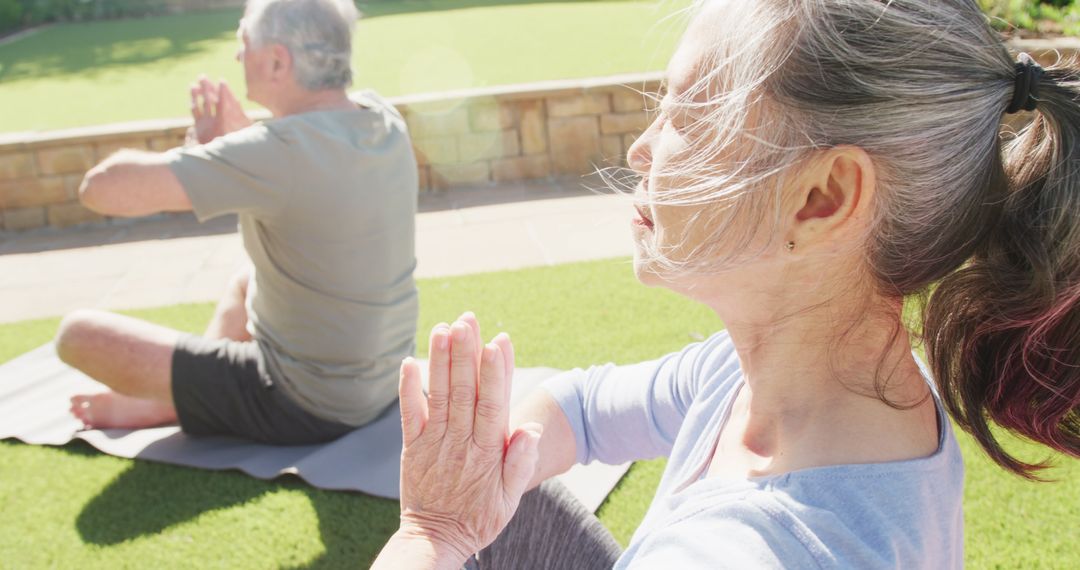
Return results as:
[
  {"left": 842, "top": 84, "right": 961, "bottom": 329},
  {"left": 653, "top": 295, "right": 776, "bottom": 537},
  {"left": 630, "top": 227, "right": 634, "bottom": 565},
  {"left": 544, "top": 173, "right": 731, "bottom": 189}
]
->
[
  {"left": 1, "top": 0, "right": 169, "bottom": 35},
  {"left": 2, "top": 1, "right": 1079, "bottom": 39},
  {"left": 0, "top": 0, "right": 23, "bottom": 34},
  {"left": 980, "top": 0, "right": 1080, "bottom": 36}
]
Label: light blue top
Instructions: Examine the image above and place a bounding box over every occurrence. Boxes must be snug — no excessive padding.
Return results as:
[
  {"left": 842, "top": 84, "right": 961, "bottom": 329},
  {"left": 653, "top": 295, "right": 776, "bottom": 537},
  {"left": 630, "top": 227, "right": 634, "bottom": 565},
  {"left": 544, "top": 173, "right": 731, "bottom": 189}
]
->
[{"left": 543, "top": 331, "right": 965, "bottom": 569}]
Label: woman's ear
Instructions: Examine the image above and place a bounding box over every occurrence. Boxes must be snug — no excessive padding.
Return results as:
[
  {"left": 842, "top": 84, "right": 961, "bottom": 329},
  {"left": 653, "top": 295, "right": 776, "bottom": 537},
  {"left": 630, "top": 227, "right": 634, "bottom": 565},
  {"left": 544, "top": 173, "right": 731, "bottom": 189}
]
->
[{"left": 789, "top": 146, "right": 876, "bottom": 246}]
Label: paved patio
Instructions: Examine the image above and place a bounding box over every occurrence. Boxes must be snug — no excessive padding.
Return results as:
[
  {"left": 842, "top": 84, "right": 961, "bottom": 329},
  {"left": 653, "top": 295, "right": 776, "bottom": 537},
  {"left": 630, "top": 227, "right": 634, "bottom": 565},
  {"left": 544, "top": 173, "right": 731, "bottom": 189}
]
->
[{"left": 0, "top": 178, "right": 634, "bottom": 324}]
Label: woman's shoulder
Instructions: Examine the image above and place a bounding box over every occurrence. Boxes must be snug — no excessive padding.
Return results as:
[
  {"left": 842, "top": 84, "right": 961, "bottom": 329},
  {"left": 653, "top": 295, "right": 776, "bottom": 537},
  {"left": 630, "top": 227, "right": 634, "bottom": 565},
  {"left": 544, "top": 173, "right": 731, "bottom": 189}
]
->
[
  {"left": 627, "top": 479, "right": 962, "bottom": 569},
  {"left": 679, "top": 329, "right": 743, "bottom": 399},
  {"left": 624, "top": 489, "right": 827, "bottom": 569}
]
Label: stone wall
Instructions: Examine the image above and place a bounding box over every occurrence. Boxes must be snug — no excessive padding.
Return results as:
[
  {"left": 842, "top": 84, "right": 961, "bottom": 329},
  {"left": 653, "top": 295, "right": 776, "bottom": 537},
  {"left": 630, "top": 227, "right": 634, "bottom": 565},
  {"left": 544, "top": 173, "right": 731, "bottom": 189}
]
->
[
  {"left": 0, "top": 73, "right": 661, "bottom": 232},
  {"left": 401, "top": 74, "right": 657, "bottom": 192}
]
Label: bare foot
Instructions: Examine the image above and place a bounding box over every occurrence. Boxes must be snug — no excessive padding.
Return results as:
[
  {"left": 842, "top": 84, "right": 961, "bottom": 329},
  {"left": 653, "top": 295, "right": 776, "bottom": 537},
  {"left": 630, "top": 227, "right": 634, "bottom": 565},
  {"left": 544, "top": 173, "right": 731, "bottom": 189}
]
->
[{"left": 70, "top": 392, "right": 178, "bottom": 430}]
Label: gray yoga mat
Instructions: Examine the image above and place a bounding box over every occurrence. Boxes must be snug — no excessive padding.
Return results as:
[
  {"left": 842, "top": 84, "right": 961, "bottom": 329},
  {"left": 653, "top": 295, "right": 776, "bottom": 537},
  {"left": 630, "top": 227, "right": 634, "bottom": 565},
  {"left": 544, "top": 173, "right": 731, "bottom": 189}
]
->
[{"left": 0, "top": 344, "right": 629, "bottom": 512}]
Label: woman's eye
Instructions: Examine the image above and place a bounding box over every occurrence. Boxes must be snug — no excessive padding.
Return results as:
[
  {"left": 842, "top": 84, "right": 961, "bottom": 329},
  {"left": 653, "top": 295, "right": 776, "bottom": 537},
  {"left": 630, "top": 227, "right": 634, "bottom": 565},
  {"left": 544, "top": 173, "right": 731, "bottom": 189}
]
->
[
  {"left": 650, "top": 103, "right": 691, "bottom": 138},
  {"left": 665, "top": 113, "right": 689, "bottom": 136}
]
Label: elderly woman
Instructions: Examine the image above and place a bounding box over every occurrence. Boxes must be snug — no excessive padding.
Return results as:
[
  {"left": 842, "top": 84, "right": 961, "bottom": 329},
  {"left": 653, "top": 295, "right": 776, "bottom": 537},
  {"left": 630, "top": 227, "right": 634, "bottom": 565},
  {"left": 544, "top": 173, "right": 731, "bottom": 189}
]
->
[{"left": 374, "top": 0, "right": 1079, "bottom": 567}]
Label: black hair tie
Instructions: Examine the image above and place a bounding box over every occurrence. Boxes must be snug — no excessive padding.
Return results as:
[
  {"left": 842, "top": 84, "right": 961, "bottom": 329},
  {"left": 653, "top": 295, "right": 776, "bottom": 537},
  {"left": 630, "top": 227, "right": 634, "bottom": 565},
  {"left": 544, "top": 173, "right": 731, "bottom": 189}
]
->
[{"left": 1006, "top": 53, "right": 1044, "bottom": 114}]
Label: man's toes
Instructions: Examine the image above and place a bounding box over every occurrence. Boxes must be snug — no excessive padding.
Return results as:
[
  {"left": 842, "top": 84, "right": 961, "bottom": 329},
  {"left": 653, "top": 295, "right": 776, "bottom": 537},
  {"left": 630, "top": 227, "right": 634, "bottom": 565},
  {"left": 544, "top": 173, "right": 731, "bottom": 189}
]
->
[{"left": 70, "top": 395, "right": 94, "bottom": 425}]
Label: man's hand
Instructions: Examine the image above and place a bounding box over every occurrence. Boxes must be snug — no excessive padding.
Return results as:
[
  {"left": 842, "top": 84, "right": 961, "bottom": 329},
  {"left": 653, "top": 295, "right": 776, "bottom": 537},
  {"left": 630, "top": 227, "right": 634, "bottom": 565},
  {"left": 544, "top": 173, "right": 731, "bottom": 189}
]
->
[{"left": 189, "top": 76, "right": 253, "bottom": 145}]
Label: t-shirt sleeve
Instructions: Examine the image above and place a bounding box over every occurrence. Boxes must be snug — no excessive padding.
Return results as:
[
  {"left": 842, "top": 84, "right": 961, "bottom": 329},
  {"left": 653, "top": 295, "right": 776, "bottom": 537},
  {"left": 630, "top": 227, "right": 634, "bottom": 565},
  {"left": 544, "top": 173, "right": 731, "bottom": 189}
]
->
[
  {"left": 542, "top": 333, "right": 731, "bottom": 465},
  {"left": 167, "top": 124, "right": 292, "bottom": 221}
]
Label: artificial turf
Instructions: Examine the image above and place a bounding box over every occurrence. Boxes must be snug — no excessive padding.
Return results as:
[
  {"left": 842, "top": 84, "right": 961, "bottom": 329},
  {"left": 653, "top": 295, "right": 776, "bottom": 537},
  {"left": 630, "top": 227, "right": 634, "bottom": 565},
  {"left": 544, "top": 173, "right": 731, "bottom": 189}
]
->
[
  {"left": 0, "top": 0, "right": 691, "bottom": 133},
  {"left": 0, "top": 259, "right": 1077, "bottom": 567}
]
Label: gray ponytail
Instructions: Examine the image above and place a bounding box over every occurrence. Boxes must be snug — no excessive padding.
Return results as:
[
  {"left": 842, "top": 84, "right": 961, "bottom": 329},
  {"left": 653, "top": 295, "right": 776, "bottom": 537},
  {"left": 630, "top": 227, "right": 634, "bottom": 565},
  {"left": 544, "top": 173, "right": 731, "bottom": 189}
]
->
[{"left": 926, "top": 61, "right": 1080, "bottom": 478}]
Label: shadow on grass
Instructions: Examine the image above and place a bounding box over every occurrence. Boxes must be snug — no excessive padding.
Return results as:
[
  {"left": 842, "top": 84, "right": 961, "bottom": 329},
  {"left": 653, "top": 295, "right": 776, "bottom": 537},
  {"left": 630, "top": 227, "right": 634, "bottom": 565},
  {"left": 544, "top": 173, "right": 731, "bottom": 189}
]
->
[
  {"left": 72, "top": 443, "right": 399, "bottom": 567},
  {"left": 0, "top": 10, "right": 240, "bottom": 82}
]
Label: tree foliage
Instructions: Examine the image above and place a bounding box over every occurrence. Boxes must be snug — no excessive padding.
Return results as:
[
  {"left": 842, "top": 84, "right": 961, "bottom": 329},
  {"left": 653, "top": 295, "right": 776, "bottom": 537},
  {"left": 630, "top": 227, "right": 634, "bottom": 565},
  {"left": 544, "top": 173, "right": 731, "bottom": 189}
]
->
[{"left": 979, "top": 0, "right": 1080, "bottom": 36}]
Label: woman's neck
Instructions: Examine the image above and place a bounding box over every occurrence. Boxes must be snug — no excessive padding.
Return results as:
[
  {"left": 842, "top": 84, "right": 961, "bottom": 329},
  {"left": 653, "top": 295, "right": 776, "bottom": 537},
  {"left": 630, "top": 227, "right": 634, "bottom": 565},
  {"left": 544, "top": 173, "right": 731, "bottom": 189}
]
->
[{"left": 692, "top": 269, "right": 939, "bottom": 477}]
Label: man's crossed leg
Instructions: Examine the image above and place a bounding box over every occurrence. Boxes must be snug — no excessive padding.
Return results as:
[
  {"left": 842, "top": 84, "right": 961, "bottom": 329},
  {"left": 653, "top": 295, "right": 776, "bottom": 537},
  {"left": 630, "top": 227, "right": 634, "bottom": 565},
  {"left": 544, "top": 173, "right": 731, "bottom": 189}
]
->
[{"left": 60, "top": 267, "right": 252, "bottom": 430}]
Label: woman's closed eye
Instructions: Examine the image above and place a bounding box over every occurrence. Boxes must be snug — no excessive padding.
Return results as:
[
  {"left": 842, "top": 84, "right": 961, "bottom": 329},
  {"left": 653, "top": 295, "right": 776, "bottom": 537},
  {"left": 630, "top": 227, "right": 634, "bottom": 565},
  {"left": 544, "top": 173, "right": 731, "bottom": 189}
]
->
[
  {"left": 659, "top": 100, "right": 702, "bottom": 138},
  {"left": 650, "top": 110, "right": 685, "bottom": 142}
]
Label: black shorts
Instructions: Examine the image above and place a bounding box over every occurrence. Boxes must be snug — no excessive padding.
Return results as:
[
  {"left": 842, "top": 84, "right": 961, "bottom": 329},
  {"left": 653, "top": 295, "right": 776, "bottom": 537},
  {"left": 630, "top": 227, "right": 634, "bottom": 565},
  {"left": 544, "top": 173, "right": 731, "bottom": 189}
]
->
[{"left": 170, "top": 334, "right": 356, "bottom": 445}]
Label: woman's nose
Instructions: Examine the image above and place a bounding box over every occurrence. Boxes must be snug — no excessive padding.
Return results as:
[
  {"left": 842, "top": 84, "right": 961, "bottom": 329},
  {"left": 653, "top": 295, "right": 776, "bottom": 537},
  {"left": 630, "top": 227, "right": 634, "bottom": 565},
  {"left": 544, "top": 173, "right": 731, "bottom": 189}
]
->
[{"left": 626, "top": 122, "right": 655, "bottom": 174}]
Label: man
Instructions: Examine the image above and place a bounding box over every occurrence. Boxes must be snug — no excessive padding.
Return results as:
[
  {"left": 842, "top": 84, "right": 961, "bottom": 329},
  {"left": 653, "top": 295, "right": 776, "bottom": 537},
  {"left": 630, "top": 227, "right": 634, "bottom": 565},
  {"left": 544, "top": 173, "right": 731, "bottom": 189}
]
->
[{"left": 56, "top": 0, "right": 419, "bottom": 445}]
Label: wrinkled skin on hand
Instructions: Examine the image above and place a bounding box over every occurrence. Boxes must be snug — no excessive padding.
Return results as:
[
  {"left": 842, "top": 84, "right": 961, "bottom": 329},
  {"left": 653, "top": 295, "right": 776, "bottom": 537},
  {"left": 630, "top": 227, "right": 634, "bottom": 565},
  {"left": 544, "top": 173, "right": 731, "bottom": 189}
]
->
[
  {"left": 396, "top": 313, "right": 542, "bottom": 560},
  {"left": 187, "top": 75, "right": 253, "bottom": 145}
]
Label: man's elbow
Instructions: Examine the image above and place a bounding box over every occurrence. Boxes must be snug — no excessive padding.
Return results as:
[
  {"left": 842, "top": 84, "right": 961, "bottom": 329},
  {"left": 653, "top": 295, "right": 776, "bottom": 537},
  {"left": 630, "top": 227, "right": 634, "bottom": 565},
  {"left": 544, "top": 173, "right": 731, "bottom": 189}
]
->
[
  {"left": 78, "top": 167, "right": 110, "bottom": 214},
  {"left": 77, "top": 150, "right": 139, "bottom": 215}
]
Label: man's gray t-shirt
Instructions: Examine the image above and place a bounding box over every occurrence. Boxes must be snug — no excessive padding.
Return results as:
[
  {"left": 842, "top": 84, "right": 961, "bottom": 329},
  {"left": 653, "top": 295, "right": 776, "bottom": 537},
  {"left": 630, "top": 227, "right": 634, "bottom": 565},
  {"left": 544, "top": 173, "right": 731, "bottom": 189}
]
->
[{"left": 168, "top": 91, "right": 418, "bottom": 426}]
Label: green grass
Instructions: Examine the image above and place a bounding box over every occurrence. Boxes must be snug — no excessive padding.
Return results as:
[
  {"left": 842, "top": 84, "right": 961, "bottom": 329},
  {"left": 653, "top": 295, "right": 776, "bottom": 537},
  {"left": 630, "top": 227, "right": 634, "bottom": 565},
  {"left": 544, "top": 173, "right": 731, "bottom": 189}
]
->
[
  {"left": 1, "top": 258, "right": 1077, "bottom": 568},
  {"left": 0, "top": 0, "right": 690, "bottom": 133}
]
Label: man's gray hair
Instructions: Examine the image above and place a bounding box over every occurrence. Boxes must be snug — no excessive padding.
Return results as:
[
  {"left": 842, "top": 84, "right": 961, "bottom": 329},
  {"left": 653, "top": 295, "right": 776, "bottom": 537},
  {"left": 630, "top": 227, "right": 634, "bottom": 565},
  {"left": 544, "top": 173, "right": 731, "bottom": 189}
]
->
[{"left": 243, "top": 0, "right": 358, "bottom": 90}]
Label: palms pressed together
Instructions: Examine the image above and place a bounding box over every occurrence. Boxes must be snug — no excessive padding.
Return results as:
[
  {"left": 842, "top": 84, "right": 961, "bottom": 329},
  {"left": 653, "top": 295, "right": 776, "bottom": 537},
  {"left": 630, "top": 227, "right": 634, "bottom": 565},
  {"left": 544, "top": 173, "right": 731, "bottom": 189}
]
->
[
  {"left": 395, "top": 314, "right": 542, "bottom": 563},
  {"left": 187, "top": 76, "right": 253, "bottom": 145}
]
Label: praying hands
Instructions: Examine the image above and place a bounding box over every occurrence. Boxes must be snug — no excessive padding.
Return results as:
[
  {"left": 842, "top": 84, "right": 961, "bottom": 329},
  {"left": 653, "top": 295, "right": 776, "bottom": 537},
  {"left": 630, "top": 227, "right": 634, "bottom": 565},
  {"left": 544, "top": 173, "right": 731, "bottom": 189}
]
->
[
  {"left": 373, "top": 313, "right": 543, "bottom": 570},
  {"left": 186, "top": 76, "right": 253, "bottom": 146}
]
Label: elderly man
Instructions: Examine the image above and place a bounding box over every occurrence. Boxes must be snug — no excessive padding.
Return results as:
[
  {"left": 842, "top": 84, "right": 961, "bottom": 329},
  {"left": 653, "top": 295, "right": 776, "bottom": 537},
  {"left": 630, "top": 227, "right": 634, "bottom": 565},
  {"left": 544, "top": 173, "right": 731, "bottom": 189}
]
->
[{"left": 55, "top": 0, "right": 418, "bottom": 444}]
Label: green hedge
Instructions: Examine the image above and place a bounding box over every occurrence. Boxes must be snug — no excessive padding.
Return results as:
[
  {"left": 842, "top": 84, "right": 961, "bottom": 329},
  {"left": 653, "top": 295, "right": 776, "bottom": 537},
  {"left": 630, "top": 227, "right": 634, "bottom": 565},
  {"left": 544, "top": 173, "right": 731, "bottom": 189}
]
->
[
  {"left": 979, "top": 0, "right": 1080, "bottom": 36},
  {"left": 0, "top": 0, "right": 170, "bottom": 35},
  {"left": 2, "top": 1, "right": 1078, "bottom": 38}
]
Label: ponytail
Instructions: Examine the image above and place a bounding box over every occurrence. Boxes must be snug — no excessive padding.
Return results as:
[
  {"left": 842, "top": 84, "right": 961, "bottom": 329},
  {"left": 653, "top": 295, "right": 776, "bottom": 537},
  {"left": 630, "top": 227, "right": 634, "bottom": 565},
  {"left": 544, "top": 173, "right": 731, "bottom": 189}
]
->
[{"left": 924, "top": 62, "right": 1080, "bottom": 478}]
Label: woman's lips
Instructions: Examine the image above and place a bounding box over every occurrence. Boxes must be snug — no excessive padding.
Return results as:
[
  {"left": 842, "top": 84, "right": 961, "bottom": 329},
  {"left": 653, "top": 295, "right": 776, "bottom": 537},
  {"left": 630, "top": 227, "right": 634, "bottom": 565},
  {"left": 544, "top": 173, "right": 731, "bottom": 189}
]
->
[
  {"left": 634, "top": 203, "right": 654, "bottom": 230},
  {"left": 633, "top": 176, "right": 653, "bottom": 230}
]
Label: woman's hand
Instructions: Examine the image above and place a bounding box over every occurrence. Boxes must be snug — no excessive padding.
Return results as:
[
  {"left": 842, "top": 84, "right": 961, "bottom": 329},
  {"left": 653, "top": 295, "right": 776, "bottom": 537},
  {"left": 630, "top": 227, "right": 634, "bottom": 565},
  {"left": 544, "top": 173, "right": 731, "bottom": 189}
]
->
[{"left": 377, "top": 314, "right": 542, "bottom": 568}]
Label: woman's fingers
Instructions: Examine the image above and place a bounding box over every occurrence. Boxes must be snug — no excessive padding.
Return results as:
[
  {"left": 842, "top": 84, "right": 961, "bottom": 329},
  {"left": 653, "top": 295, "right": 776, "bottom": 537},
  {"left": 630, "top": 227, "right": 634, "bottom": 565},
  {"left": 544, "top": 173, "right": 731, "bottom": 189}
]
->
[
  {"left": 446, "top": 321, "right": 478, "bottom": 439},
  {"left": 426, "top": 323, "right": 452, "bottom": 434},
  {"left": 459, "top": 311, "right": 481, "bottom": 345},
  {"left": 503, "top": 424, "right": 542, "bottom": 501},
  {"left": 399, "top": 357, "right": 427, "bottom": 447},
  {"left": 492, "top": 332, "right": 514, "bottom": 405},
  {"left": 459, "top": 311, "right": 483, "bottom": 368},
  {"left": 473, "top": 343, "right": 508, "bottom": 449}
]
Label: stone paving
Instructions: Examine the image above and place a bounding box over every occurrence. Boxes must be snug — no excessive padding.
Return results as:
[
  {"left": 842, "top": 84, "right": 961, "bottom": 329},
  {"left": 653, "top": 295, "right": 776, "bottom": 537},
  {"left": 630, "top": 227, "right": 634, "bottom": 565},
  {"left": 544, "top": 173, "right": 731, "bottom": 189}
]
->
[{"left": 0, "top": 178, "right": 635, "bottom": 324}]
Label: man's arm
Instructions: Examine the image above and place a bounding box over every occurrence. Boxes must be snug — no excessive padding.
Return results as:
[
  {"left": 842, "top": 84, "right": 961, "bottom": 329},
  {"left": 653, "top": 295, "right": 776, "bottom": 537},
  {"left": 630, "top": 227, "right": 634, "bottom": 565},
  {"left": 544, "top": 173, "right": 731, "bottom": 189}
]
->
[{"left": 79, "top": 149, "right": 192, "bottom": 218}]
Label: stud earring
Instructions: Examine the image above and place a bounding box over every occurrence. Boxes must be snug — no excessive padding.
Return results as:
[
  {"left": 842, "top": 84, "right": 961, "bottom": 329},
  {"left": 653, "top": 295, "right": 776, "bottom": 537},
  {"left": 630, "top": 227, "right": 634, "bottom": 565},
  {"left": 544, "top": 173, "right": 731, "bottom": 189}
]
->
[{"left": 785, "top": 241, "right": 795, "bottom": 252}]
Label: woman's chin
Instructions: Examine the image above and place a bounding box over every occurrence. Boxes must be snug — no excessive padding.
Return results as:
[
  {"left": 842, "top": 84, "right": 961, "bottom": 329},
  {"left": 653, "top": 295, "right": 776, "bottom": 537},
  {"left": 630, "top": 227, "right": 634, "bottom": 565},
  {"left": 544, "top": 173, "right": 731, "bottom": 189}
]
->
[{"left": 632, "top": 252, "right": 664, "bottom": 287}]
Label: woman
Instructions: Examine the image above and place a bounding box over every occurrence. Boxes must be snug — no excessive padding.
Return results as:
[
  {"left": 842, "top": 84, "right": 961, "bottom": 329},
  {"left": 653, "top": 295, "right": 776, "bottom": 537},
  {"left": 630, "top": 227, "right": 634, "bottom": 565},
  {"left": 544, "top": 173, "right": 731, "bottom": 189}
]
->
[{"left": 374, "top": 0, "right": 1080, "bottom": 567}]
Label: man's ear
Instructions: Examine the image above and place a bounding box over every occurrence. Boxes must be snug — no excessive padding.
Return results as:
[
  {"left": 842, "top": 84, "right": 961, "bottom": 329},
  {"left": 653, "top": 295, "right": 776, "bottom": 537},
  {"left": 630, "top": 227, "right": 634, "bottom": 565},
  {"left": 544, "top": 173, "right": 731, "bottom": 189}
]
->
[
  {"left": 788, "top": 146, "right": 876, "bottom": 245},
  {"left": 269, "top": 44, "right": 293, "bottom": 82}
]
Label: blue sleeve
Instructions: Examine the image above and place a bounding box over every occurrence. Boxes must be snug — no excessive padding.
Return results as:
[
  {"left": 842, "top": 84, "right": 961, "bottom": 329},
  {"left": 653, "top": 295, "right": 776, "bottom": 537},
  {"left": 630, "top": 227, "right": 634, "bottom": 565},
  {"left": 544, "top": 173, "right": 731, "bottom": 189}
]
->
[{"left": 542, "top": 333, "right": 731, "bottom": 465}]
